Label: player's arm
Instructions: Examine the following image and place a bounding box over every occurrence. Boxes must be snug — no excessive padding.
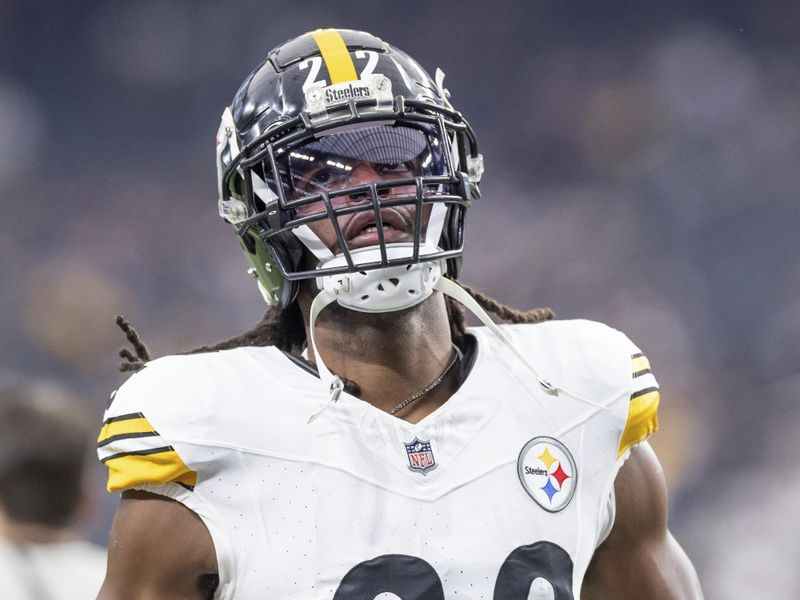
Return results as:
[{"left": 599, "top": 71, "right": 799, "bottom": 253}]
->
[
  {"left": 582, "top": 442, "right": 704, "bottom": 600},
  {"left": 97, "top": 490, "right": 218, "bottom": 600}
]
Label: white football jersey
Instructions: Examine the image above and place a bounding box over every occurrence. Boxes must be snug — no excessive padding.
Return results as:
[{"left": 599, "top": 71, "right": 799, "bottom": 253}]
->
[{"left": 98, "top": 319, "right": 659, "bottom": 599}]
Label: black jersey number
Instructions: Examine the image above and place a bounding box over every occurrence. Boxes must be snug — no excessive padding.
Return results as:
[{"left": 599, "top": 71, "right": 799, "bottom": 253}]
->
[
  {"left": 494, "top": 542, "right": 574, "bottom": 599},
  {"left": 332, "top": 541, "right": 573, "bottom": 600},
  {"left": 333, "top": 554, "right": 444, "bottom": 599}
]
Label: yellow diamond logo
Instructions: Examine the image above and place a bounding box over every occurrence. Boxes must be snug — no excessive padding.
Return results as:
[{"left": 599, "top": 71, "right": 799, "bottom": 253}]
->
[{"left": 538, "top": 445, "right": 557, "bottom": 471}]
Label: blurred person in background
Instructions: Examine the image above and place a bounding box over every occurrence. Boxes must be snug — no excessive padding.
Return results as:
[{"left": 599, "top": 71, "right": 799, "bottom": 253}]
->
[{"left": 0, "top": 376, "right": 107, "bottom": 600}]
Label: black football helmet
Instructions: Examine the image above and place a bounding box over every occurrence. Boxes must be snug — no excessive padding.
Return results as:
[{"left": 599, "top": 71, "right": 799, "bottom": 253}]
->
[{"left": 216, "top": 28, "right": 482, "bottom": 310}]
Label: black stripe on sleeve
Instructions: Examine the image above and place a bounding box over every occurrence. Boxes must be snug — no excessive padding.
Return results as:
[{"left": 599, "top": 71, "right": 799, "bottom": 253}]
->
[
  {"left": 97, "top": 431, "right": 160, "bottom": 449},
  {"left": 105, "top": 390, "right": 118, "bottom": 411},
  {"left": 630, "top": 386, "right": 659, "bottom": 401},
  {"left": 102, "top": 412, "right": 145, "bottom": 426},
  {"left": 631, "top": 352, "right": 644, "bottom": 359},
  {"left": 633, "top": 368, "right": 652, "bottom": 378},
  {"left": 100, "top": 445, "right": 175, "bottom": 464}
]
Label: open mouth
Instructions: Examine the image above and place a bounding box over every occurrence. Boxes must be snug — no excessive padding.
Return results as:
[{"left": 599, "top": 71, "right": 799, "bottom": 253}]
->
[
  {"left": 344, "top": 209, "right": 412, "bottom": 248},
  {"left": 356, "top": 222, "right": 401, "bottom": 236}
]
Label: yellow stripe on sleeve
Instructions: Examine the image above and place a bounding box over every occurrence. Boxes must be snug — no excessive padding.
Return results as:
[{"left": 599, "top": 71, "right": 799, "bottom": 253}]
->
[
  {"left": 631, "top": 354, "right": 651, "bottom": 374},
  {"left": 311, "top": 29, "right": 358, "bottom": 83},
  {"left": 97, "top": 416, "right": 155, "bottom": 444},
  {"left": 617, "top": 389, "right": 660, "bottom": 458},
  {"left": 104, "top": 449, "right": 198, "bottom": 493}
]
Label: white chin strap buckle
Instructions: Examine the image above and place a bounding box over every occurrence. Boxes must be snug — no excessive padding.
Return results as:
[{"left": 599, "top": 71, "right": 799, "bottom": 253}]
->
[{"left": 315, "top": 245, "right": 445, "bottom": 313}]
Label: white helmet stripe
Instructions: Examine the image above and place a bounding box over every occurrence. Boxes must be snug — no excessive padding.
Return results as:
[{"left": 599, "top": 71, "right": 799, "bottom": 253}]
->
[
  {"left": 222, "top": 107, "right": 240, "bottom": 157},
  {"left": 215, "top": 107, "right": 240, "bottom": 190},
  {"left": 424, "top": 202, "right": 447, "bottom": 253},
  {"left": 293, "top": 224, "right": 335, "bottom": 261},
  {"left": 250, "top": 170, "right": 278, "bottom": 203}
]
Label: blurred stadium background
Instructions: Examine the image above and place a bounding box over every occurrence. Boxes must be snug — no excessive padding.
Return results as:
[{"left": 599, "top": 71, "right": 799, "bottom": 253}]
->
[{"left": 1, "top": 1, "right": 798, "bottom": 597}]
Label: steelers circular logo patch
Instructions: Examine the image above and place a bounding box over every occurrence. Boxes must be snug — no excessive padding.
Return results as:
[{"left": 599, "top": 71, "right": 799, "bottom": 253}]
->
[{"left": 517, "top": 436, "right": 577, "bottom": 512}]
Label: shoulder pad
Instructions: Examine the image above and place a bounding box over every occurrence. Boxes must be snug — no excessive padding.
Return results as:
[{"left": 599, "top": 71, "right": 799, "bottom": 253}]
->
[
  {"left": 98, "top": 354, "right": 211, "bottom": 493},
  {"left": 499, "top": 320, "right": 660, "bottom": 456},
  {"left": 617, "top": 343, "right": 660, "bottom": 458},
  {"left": 501, "top": 319, "right": 634, "bottom": 401}
]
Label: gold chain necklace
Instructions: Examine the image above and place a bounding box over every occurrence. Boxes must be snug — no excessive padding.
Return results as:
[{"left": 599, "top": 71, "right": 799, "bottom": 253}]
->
[{"left": 389, "top": 348, "right": 459, "bottom": 416}]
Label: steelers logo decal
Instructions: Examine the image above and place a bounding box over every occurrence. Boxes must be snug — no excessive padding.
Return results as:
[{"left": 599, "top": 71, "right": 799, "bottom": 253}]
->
[{"left": 517, "top": 436, "right": 577, "bottom": 512}]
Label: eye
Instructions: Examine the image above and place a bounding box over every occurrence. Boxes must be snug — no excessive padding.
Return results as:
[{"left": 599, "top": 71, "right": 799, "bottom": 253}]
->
[
  {"left": 377, "top": 161, "right": 417, "bottom": 176},
  {"left": 294, "top": 167, "right": 335, "bottom": 194},
  {"left": 310, "top": 168, "right": 332, "bottom": 186}
]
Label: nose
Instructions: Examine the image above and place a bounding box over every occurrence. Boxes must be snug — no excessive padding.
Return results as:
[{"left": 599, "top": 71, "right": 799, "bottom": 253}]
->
[
  {"left": 344, "top": 162, "right": 387, "bottom": 203},
  {"left": 348, "top": 162, "right": 384, "bottom": 186}
]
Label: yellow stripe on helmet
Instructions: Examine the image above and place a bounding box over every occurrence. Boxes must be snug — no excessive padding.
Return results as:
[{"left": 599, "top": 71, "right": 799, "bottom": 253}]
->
[{"left": 311, "top": 29, "right": 358, "bottom": 83}]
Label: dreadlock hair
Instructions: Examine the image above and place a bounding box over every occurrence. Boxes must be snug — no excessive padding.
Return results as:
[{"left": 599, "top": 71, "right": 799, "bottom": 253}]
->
[{"left": 117, "top": 280, "right": 554, "bottom": 395}]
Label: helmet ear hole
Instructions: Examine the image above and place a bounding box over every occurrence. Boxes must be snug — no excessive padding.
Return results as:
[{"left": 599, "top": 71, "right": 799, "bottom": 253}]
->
[
  {"left": 265, "top": 234, "right": 301, "bottom": 309},
  {"left": 238, "top": 232, "right": 300, "bottom": 309}
]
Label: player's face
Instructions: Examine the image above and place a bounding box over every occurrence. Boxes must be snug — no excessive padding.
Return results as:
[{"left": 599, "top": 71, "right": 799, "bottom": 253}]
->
[
  {"left": 294, "top": 161, "right": 428, "bottom": 254},
  {"left": 285, "top": 124, "right": 445, "bottom": 256}
]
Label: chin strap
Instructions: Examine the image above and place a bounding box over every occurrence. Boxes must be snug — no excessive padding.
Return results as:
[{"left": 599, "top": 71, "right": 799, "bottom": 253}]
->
[
  {"left": 433, "top": 277, "right": 609, "bottom": 410},
  {"left": 433, "top": 277, "right": 558, "bottom": 396},
  {"left": 307, "top": 289, "right": 342, "bottom": 423},
  {"left": 306, "top": 277, "right": 609, "bottom": 424}
]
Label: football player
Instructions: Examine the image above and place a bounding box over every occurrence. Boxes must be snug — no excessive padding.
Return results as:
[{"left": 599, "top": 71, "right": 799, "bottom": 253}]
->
[{"left": 97, "top": 28, "right": 703, "bottom": 600}]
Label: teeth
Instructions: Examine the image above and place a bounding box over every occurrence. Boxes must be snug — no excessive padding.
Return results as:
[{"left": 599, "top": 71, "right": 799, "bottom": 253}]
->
[{"left": 359, "top": 224, "right": 397, "bottom": 235}]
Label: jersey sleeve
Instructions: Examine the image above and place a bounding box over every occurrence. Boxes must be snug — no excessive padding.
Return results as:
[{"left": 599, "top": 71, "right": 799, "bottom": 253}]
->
[
  {"left": 97, "top": 360, "right": 198, "bottom": 493},
  {"left": 616, "top": 340, "right": 660, "bottom": 458}
]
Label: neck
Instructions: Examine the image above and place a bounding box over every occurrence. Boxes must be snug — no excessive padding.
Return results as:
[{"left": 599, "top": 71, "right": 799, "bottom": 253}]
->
[{"left": 298, "top": 289, "right": 457, "bottom": 423}]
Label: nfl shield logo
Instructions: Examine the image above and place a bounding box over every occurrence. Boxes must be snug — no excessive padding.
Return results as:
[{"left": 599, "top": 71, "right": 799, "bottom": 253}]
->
[{"left": 404, "top": 437, "right": 437, "bottom": 475}]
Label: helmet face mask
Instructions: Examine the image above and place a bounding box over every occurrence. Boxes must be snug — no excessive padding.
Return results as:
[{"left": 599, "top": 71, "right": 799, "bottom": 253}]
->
[
  {"left": 216, "top": 29, "right": 482, "bottom": 310},
  {"left": 250, "top": 122, "right": 454, "bottom": 269}
]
